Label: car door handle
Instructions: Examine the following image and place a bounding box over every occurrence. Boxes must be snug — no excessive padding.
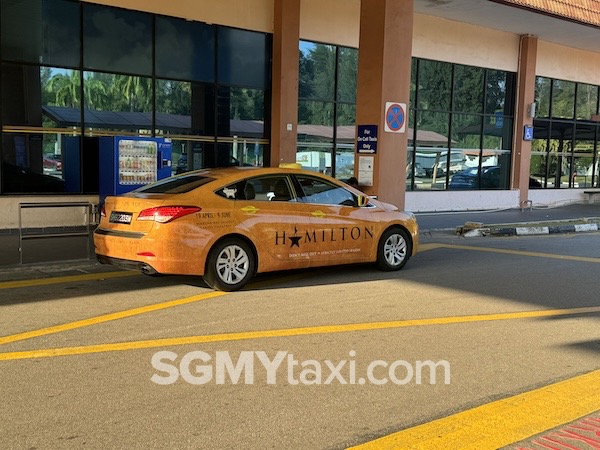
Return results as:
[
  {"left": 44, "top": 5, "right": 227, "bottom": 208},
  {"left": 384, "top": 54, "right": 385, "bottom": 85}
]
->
[{"left": 240, "top": 206, "right": 259, "bottom": 214}]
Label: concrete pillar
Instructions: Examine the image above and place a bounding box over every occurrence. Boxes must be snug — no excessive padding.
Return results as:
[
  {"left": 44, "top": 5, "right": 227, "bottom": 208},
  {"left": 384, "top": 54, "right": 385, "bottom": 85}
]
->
[
  {"left": 354, "top": 0, "right": 413, "bottom": 209},
  {"left": 270, "top": 0, "right": 300, "bottom": 166},
  {"left": 512, "top": 35, "right": 538, "bottom": 207}
]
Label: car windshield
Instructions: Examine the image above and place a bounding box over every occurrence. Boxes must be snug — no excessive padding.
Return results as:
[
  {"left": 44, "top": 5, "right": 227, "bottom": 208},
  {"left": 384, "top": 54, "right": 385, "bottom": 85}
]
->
[{"left": 132, "top": 174, "right": 214, "bottom": 194}]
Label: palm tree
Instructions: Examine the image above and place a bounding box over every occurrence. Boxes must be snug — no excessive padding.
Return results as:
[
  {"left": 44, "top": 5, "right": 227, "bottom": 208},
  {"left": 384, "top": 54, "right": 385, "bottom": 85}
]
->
[
  {"left": 47, "top": 70, "right": 81, "bottom": 108},
  {"left": 83, "top": 75, "right": 110, "bottom": 111},
  {"left": 112, "top": 75, "right": 153, "bottom": 111}
]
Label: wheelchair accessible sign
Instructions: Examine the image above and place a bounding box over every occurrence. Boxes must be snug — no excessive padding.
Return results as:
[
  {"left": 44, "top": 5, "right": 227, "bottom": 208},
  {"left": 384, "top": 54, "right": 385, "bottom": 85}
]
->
[{"left": 384, "top": 102, "right": 407, "bottom": 133}]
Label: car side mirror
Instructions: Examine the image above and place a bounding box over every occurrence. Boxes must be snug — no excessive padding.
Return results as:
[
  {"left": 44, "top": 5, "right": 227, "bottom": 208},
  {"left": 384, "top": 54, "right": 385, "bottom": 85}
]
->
[{"left": 357, "top": 195, "right": 369, "bottom": 207}]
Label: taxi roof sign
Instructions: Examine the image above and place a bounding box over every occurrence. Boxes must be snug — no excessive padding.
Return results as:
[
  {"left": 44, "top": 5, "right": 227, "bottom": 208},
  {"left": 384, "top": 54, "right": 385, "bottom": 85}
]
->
[{"left": 279, "top": 163, "right": 303, "bottom": 169}]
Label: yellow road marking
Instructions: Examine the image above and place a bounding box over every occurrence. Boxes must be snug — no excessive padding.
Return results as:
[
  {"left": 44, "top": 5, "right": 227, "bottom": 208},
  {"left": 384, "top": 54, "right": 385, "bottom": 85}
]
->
[
  {"left": 416, "top": 243, "right": 445, "bottom": 252},
  {"left": 437, "top": 243, "right": 600, "bottom": 263},
  {"left": 349, "top": 369, "right": 600, "bottom": 449},
  {"left": 1, "top": 305, "right": 598, "bottom": 361},
  {"left": 0, "top": 270, "right": 138, "bottom": 290},
  {"left": 0, "top": 291, "right": 225, "bottom": 346},
  {"left": 0, "top": 271, "right": 314, "bottom": 346}
]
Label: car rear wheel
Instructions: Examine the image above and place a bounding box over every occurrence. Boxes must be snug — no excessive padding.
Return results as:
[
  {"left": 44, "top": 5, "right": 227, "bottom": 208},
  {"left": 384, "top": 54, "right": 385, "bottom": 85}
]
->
[
  {"left": 376, "top": 227, "right": 411, "bottom": 271},
  {"left": 203, "top": 238, "right": 255, "bottom": 291}
]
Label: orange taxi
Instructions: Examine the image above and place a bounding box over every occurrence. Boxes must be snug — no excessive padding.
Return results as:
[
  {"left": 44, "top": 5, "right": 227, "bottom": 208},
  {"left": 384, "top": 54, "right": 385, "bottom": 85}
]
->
[{"left": 94, "top": 165, "right": 419, "bottom": 291}]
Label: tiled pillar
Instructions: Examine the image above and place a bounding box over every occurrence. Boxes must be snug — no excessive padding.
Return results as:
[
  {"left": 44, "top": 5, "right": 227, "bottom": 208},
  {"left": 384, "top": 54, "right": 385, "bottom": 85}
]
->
[
  {"left": 270, "top": 0, "right": 300, "bottom": 166},
  {"left": 512, "top": 35, "right": 538, "bottom": 206},
  {"left": 354, "top": 0, "right": 413, "bottom": 209}
]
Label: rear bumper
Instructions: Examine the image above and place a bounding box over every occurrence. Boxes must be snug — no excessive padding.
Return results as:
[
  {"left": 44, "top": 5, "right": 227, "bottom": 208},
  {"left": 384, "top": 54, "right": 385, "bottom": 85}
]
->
[
  {"left": 93, "top": 226, "right": 209, "bottom": 276},
  {"left": 96, "top": 254, "right": 158, "bottom": 274}
]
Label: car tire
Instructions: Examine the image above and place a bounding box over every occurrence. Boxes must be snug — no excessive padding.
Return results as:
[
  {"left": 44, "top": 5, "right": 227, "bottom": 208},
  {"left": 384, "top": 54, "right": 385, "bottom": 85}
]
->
[
  {"left": 203, "top": 238, "right": 255, "bottom": 291},
  {"left": 376, "top": 227, "right": 411, "bottom": 271}
]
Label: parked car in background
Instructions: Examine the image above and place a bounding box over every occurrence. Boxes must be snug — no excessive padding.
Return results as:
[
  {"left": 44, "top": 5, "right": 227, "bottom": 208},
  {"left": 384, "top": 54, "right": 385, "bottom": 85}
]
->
[
  {"left": 3, "top": 161, "right": 64, "bottom": 192},
  {"left": 449, "top": 166, "right": 504, "bottom": 189},
  {"left": 43, "top": 154, "right": 62, "bottom": 174},
  {"left": 449, "top": 166, "right": 543, "bottom": 190},
  {"left": 407, "top": 162, "right": 427, "bottom": 178}
]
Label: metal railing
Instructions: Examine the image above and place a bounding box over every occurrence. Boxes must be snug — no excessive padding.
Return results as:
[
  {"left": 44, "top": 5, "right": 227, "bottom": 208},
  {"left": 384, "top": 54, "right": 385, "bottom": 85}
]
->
[{"left": 18, "top": 202, "right": 98, "bottom": 264}]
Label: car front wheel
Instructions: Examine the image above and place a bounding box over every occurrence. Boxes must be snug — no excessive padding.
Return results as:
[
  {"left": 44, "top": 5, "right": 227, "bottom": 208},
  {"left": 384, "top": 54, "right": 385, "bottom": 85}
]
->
[
  {"left": 376, "top": 227, "right": 411, "bottom": 271},
  {"left": 203, "top": 238, "right": 255, "bottom": 291}
]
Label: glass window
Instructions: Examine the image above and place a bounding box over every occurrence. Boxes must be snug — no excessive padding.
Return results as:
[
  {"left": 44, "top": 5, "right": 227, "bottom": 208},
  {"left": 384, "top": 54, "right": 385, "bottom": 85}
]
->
[
  {"left": 155, "top": 17, "right": 215, "bottom": 82},
  {"left": 450, "top": 114, "right": 481, "bottom": 180},
  {"left": 486, "top": 70, "right": 514, "bottom": 115},
  {"left": 417, "top": 59, "right": 451, "bottom": 111},
  {"left": 530, "top": 121, "right": 550, "bottom": 187},
  {"left": 576, "top": 83, "right": 598, "bottom": 121},
  {"left": 217, "top": 27, "right": 268, "bottom": 89},
  {"left": 572, "top": 123, "right": 597, "bottom": 188},
  {"left": 414, "top": 111, "right": 450, "bottom": 190},
  {"left": 155, "top": 80, "right": 215, "bottom": 136},
  {"left": 337, "top": 47, "right": 357, "bottom": 102},
  {"left": 0, "top": 64, "right": 86, "bottom": 193},
  {"left": 534, "top": 77, "right": 551, "bottom": 118},
  {"left": 299, "top": 41, "right": 336, "bottom": 101},
  {"left": 83, "top": 4, "right": 152, "bottom": 75},
  {"left": 551, "top": 79, "right": 575, "bottom": 119},
  {"left": 483, "top": 116, "right": 513, "bottom": 151},
  {"left": 297, "top": 101, "right": 334, "bottom": 174},
  {"left": 136, "top": 173, "right": 214, "bottom": 194},
  {"left": 217, "top": 175, "right": 293, "bottom": 201},
  {"left": 547, "top": 121, "right": 574, "bottom": 188},
  {"left": 298, "top": 101, "right": 334, "bottom": 129},
  {"left": 296, "top": 175, "right": 356, "bottom": 206},
  {"left": 453, "top": 64, "right": 483, "bottom": 113},
  {"left": 410, "top": 58, "right": 417, "bottom": 110},
  {"left": 216, "top": 87, "right": 265, "bottom": 138},
  {"left": 335, "top": 104, "right": 356, "bottom": 180},
  {"left": 1, "top": 0, "right": 80, "bottom": 67},
  {"left": 83, "top": 71, "right": 153, "bottom": 134}
]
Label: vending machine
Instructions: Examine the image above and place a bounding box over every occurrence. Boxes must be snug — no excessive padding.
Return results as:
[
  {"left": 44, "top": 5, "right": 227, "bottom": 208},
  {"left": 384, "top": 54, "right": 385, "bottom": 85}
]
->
[{"left": 99, "top": 136, "right": 172, "bottom": 204}]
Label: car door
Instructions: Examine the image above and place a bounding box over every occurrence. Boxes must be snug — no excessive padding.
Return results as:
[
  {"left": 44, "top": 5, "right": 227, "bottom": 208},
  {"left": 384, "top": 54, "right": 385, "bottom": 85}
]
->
[
  {"left": 292, "top": 174, "right": 377, "bottom": 266},
  {"left": 220, "top": 174, "right": 314, "bottom": 272}
]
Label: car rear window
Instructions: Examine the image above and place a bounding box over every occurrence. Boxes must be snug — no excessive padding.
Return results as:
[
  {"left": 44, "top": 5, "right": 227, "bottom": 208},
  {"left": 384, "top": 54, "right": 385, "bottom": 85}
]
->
[{"left": 133, "top": 174, "right": 215, "bottom": 194}]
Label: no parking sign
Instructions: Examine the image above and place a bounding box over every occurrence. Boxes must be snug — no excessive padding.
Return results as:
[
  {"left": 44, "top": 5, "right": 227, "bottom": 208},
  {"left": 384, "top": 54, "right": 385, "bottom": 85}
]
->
[{"left": 384, "top": 102, "right": 406, "bottom": 133}]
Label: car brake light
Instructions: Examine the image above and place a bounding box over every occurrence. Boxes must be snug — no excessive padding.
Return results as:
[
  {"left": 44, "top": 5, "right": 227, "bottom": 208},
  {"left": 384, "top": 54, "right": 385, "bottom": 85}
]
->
[{"left": 137, "top": 206, "right": 201, "bottom": 223}]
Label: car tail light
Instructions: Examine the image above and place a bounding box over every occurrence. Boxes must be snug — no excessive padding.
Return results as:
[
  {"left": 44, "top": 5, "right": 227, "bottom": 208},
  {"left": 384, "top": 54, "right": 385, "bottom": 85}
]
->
[{"left": 137, "top": 206, "right": 201, "bottom": 223}]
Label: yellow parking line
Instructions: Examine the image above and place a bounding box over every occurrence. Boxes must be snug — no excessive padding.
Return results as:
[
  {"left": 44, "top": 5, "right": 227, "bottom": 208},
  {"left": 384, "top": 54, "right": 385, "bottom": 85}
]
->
[
  {"left": 439, "top": 243, "right": 600, "bottom": 263},
  {"left": 0, "top": 291, "right": 226, "bottom": 346},
  {"left": 0, "top": 305, "right": 598, "bottom": 361},
  {"left": 349, "top": 369, "right": 600, "bottom": 449},
  {"left": 0, "top": 271, "right": 315, "bottom": 346},
  {"left": 416, "top": 243, "right": 445, "bottom": 252},
  {"left": 0, "top": 270, "right": 138, "bottom": 290}
]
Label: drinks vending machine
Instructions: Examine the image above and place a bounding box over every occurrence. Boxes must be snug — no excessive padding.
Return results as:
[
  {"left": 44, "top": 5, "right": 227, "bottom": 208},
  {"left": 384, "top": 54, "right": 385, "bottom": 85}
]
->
[{"left": 99, "top": 136, "right": 172, "bottom": 204}]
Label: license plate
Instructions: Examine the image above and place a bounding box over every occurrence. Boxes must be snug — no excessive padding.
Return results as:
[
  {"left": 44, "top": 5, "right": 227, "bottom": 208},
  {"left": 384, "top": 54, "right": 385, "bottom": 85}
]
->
[{"left": 109, "top": 211, "right": 133, "bottom": 224}]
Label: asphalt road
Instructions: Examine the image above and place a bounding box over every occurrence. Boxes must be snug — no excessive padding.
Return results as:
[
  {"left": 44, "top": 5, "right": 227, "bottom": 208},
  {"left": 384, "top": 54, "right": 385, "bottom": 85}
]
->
[{"left": 0, "top": 230, "right": 599, "bottom": 449}]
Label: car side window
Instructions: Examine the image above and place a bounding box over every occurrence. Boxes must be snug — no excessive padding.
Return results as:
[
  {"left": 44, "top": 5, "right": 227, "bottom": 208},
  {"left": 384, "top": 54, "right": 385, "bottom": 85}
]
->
[
  {"left": 215, "top": 176, "right": 296, "bottom": 202},
  {"left": 295, "top": 175, "right": 357, "bottom": 206}
]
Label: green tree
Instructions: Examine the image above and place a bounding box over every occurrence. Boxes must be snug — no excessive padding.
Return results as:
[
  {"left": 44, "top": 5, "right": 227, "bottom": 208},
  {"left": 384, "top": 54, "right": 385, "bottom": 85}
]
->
[
  {"left": 83, "top": 74, "right": 111, "bottom": 110},
  {"left": 112, "top": 75, "right": 153, "bottom": 112},
  {"left": 47, "top": 71, "right": 80, "bottom": 108}
]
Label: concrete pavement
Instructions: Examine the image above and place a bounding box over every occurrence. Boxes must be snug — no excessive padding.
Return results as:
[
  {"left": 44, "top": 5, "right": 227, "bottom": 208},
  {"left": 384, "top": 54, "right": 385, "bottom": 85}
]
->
[{"left": 415, "top": 202, "right": 600, "bottom": 235}]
